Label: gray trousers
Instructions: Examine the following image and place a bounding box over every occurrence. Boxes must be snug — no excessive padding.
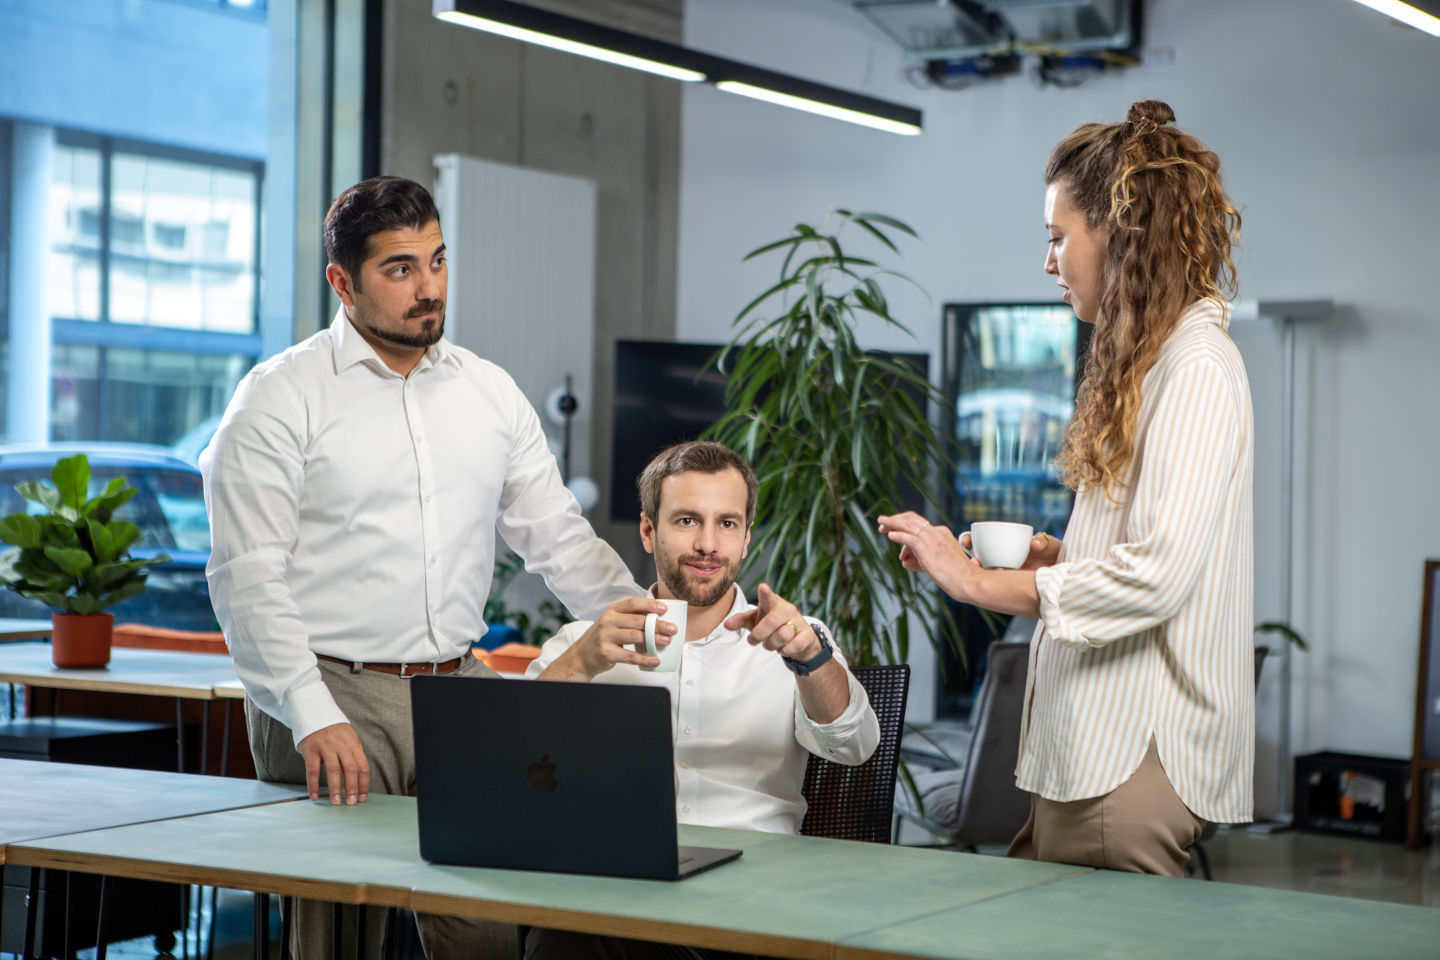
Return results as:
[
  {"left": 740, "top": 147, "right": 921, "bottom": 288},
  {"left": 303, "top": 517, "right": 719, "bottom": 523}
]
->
[{"left": 246, "top": 653, "right": 518, "bottom": 960}]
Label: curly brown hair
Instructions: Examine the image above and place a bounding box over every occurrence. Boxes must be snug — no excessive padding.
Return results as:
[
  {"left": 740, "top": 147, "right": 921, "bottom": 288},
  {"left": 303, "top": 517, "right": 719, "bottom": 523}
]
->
[{"left": 1047, "top": 99, "right": 1242, "bottom": 499}]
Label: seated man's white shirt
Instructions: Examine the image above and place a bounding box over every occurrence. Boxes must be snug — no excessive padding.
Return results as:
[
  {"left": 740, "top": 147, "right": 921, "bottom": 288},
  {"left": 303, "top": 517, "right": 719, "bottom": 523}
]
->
[{"left": 526, "top": 585, "right": 880, "bottom": 834}]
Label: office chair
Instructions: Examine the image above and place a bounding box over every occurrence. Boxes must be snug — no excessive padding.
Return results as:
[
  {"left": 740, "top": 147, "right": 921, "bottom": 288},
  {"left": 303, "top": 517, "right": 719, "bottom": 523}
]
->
[
  {"left": 893, "top": 641, "right": 1032, "bottom": 850},
  {"left": 800, "top": 663, "right": 910, "bottom": 843}
]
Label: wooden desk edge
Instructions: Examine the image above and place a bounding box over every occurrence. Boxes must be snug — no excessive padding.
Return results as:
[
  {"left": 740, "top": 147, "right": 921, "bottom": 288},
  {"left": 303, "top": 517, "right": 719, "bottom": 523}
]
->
[
  {"left": 2, "top": 845, "right": 411, "bottom": 909},
  {"left": 408, "top": 891, "right": 834, "bottom": 960},
  {"left": 0, "top": 673, "right": 218, "bottom": 699}
]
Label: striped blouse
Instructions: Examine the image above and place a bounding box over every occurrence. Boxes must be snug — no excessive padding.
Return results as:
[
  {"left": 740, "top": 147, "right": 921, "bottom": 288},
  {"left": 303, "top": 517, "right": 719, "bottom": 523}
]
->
[{"left": 1018, "top": 297, "right": 1255, "bottom": 824}]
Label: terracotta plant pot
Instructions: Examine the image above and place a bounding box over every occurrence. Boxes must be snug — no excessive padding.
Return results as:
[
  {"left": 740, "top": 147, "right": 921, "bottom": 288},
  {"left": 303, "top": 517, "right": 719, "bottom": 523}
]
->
[{"left": 51, "top": 612, "right": 114, "bottom": 668}]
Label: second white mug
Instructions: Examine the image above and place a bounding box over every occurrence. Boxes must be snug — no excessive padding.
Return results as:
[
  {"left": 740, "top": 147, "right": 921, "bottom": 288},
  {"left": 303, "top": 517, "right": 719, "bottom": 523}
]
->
[
  {"left": 965, "top": 521, "right": 1036, "bottom": 570},
  {"left": 642, "top": 599, "right": 688, "bottom": 672}
]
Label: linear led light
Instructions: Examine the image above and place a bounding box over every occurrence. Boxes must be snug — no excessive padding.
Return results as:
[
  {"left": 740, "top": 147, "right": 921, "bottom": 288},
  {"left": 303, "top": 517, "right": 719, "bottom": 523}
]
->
[
  {"left": 434, "top": 9, "right": 705, "bottom": 82},
  {"left": 1351, "top": 0, "right": 1440, "bottom": 36},
  {"left": 433, "top": 0, "right": 923, "bottom": 136},
  {"left": 715, "top": 81, "right": 921, "bottom": 136}
]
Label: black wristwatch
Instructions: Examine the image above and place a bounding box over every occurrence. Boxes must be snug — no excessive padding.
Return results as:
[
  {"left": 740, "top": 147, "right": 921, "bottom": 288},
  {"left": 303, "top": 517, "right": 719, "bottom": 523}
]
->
[{"left": 783, "top": 621, "right": 835, "bottom": 676}]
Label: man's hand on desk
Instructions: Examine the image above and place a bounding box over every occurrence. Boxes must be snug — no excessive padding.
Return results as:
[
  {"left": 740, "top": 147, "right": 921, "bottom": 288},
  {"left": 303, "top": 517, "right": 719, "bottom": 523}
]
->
[{"left": 298, "top": 722, "right": 370, "bottom": 804}]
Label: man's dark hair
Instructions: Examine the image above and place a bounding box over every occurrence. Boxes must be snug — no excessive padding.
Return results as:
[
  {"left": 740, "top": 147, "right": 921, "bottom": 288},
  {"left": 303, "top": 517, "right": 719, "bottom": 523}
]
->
[
  {"left": 637, "top": 441, "right": 758, "bottom": 528},
  {"left": 323, "top": 176, "right": 440, "bottom": 290}
]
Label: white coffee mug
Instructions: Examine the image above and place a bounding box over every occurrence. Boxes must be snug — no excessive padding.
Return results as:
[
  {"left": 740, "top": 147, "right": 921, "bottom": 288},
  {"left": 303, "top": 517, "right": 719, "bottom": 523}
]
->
[
  {"left": 642, "top": 600, "right": 688, "bottom": 673},
  {"left": 964, "top": 521, "right": 1035, "bottom": 570}
]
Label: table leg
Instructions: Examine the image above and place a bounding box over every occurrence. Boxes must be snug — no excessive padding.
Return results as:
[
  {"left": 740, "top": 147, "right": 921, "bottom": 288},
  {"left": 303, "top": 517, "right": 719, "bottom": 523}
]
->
[
  {"left": 24, "top": 866, "right": 40, "bottom": 960},
  {"left": 62, "top": 871, "right": 70, "bottom": 960},
  {"left": 253, "top": 892, "right": 270, "bottom": 960},
  {"left": 331, "top": 903, "right": 342, "bottom": 960},
  {"left": 175, "top": 698, "right": 186, "bottom": 773},
  {"left": 279, "top": 896, "right": 292, "bottom": 960},
  {"left": 201, "top": 703, "right": 211, "bottom": 776},
  {"left": 222, "top": 701, "right": 233, "bottom": 777},
  {"left": 96, "top": 876, "right": 110, "bottom": 960},
  {"left": 355, "top": 907, "right": 366, "bottom": 960}
]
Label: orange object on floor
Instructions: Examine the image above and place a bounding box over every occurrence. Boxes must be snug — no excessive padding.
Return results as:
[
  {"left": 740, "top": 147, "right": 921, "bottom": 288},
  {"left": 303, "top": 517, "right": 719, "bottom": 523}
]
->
[{"left": 472, "top": 642, "right": 541, "bottom": 675}]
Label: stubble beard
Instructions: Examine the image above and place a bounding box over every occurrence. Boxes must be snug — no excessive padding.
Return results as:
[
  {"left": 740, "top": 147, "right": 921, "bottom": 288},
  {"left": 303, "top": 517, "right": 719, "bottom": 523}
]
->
[
  {"left": 656, "top": 551, "right": 738, "bottom": 609},
  {"left": 355, "top": 299, "right": 446, "bottom": 350}
]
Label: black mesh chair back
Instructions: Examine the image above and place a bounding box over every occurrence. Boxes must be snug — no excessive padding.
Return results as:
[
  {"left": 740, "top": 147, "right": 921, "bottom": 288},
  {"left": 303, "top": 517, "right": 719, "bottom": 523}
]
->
[{"left": 799, "top": 663, "right": 910, "bottom": 843}]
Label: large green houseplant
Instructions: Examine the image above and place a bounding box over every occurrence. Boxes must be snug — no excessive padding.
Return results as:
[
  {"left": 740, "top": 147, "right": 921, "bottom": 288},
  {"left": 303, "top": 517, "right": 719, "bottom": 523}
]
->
[
  {"left": 705, "top": 210, "right": 958, "bottom": 667},
  {"left": 0, "top": 453, "right": 170, "bottom": 667}
]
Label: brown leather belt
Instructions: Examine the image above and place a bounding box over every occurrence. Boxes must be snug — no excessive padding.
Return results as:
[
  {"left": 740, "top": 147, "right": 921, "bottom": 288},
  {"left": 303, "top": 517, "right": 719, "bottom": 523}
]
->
[{"left": 315, "top": 653, "right": 465, "bottom": 678}]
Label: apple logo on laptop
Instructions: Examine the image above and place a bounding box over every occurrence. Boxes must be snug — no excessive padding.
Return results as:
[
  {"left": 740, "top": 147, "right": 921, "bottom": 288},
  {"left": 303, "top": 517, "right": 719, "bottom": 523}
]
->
[{"left": 528, "top": 754, "right": 558, "bottom": 792}]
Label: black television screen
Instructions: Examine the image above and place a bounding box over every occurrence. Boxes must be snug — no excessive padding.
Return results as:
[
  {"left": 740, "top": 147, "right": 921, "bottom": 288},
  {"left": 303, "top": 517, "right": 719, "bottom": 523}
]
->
[{"left": 609, "top": 339, "right": 928, "bottom": 522}]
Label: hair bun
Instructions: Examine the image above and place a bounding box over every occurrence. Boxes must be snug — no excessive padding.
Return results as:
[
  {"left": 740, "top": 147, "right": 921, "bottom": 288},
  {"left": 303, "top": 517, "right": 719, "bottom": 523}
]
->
[{"left": 1126, "top": 99, "right": 1175, "bottom": 129}]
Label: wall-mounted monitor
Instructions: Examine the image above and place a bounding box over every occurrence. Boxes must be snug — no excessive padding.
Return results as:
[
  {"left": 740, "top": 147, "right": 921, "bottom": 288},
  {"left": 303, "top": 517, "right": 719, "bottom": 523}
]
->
[{"left": 610, "top": 339, "right": 928, "bottom": 523}]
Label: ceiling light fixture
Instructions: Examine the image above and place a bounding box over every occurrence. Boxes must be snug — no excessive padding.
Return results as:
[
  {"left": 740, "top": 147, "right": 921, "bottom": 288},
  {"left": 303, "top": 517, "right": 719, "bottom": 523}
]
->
[
  {"left": 433, "top": 0, "right": 923, "bottom": 135},
  {"left": 1351, "top": 0, "right": 1440, "bottom": 36}
]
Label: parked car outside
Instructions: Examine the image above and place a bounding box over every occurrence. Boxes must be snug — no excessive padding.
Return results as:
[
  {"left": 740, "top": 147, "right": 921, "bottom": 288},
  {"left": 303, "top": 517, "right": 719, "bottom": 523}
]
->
[{"left": 0, "top": 443, "right": 216, "bottom": 632}]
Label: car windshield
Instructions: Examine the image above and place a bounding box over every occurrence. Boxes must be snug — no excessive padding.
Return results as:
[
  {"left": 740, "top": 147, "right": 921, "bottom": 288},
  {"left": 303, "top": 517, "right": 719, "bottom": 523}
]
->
[{"left": 11, "top": 465, "right": 209, "bottom": 553}]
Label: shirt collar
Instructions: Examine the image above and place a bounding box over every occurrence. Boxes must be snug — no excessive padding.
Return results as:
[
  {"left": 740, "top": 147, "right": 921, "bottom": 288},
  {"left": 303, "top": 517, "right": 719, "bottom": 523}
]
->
[
  {"left": 329, "top": 307, "right": 460, "bottom": 375},
  {"left": 1175, "top": 297, "right": 1232, "bottom": 334}
]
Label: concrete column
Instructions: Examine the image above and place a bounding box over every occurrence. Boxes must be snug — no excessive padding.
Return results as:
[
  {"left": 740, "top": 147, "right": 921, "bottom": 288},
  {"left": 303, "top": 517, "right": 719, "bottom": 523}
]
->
[{"left": 8, "top": 122, "right": 54, "bottom": 443}]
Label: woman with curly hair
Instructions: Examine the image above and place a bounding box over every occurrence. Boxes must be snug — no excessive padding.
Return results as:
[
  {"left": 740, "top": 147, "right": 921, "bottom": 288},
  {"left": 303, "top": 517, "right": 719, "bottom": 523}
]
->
[{"left": 880, "top": 99, "right": 1253, "bottom": 875}]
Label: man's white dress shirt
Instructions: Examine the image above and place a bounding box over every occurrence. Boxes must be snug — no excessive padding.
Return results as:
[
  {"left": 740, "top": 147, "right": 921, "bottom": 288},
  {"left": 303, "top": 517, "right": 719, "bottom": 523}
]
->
[
  {"left": 201, "top": 310, "right": 642, "bottom": 745},
  {"left": 525, "top": 585, "right": 881, "bottom": 834},
  {"left": 1021, "top": 298, "right": 1255, "bottom": 824}
]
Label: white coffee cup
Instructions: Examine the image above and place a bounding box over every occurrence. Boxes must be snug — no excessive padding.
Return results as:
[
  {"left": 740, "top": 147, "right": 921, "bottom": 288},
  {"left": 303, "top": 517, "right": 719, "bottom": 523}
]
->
[
  {"left": 641, "top": 600, "right": 687, "bottom": 673},
  {"left": 964, "top": 521, "right": 1035, "bottom": 570}
]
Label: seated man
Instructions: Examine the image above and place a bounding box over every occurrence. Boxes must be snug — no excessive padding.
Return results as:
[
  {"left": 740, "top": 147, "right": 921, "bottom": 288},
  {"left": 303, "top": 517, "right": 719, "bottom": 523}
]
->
[{"left": 525, "top": 441, "right": 879, "bottom": 959}]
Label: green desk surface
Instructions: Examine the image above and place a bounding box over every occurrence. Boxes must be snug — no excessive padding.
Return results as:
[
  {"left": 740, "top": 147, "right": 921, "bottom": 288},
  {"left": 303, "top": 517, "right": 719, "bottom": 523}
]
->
[
  {"left": 0, "top": 643, "right": 237, "bottom": 699},
  {"left": 0, "top": 758, "right": 302, "bottom": 862},
  {"left": 7, "top": 793, "right": 1087, "bottom": 958},
  {"left": 836, "top": 866, "right": 1440, "bottom": 960}
]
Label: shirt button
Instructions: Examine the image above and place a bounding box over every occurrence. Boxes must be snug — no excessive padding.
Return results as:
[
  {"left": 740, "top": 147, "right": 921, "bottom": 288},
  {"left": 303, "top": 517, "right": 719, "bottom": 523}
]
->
[
  {"left": 415, "top": 436, "right": 423, "bottom": 444},
  {"left": 682, "top": 804, "right": 690, "bottom": 813},
  {"left": 425, "top": 495, "right": 432, "bottom": 503},
  {"left": 430, "top": 556, "right": 437, "bottom": 565},
  {"left": 685, "top": 679, "right": 695, "bottom": 686},
  {"left": 683, "top": 726, "right": 692, "bottom": 735}
]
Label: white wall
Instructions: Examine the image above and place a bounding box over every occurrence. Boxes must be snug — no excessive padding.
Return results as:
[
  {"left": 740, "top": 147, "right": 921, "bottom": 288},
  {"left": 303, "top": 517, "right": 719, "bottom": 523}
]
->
[{"left": 677, "top": 0, "right": 1440, "bottom": 810}]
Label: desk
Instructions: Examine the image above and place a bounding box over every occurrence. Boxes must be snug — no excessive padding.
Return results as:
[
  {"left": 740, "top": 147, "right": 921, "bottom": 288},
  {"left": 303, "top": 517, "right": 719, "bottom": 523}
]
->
[
  {"left": 0, "top": 758, "right": 302, "bottom": 956},
  {"left": 834, "top": 866, "right": 1440, "bottom": 959},
  {"left": 10, "top": 794, "right": 1440, "bottom": 959},
  {"left": 0, "top": 643, "right": 240, "bottom": 773},
  {"left": 7, "top": 793, "right": 1085, "bottom": 959}
]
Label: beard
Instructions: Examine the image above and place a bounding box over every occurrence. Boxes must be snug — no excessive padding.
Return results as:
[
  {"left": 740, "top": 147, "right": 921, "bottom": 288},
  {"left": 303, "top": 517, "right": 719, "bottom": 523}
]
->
[
  {"left": 655, "top": 551, "right": 739, "bottom": 608},
  {"left": 355, "top": 299, "right": 446, "bottom": 349}
]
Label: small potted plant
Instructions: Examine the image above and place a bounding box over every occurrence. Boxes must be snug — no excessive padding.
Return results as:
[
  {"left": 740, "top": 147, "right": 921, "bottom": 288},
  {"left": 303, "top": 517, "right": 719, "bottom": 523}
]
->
[{"left": 0, "top": 454, "right": 170, "bottom": 667}]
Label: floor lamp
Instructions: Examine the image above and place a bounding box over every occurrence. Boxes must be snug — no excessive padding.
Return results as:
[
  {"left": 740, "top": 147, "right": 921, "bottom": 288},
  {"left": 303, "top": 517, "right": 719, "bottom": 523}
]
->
[{"left": 1237, "top": 299, "right": 1334, "bottom": 830}]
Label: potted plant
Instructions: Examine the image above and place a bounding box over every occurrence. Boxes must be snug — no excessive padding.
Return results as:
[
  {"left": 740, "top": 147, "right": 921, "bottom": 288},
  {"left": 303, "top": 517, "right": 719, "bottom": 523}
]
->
[
  {"left": 0, "top": 454, "right": 171, "bottom": 667},
  {"left": 704, "top": 210, "right": 959, "bottom": 667}
]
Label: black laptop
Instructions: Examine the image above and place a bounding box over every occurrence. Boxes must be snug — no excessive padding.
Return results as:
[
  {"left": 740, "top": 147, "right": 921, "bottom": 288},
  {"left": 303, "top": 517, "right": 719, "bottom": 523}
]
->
[{"left": 410, "top": 675, "right": 742, "bottom": 881}]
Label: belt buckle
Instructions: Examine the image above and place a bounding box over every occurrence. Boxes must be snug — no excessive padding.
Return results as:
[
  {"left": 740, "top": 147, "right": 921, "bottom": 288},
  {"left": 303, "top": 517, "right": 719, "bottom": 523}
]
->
[{"left": 400, "top": 661, "right": 437, "bottom": 679}]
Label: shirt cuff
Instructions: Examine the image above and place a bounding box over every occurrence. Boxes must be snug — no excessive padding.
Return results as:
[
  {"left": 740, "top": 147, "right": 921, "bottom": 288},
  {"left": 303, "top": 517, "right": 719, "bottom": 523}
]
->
[
  {"left": 799, "top": 670, "right": 869, "bottom": 749},
  {"left": 1035, "top": 563, "right": 1099, "bottom": 648},
  {"left": 284, "top": 676, "right": 350, "bottom": 748}
]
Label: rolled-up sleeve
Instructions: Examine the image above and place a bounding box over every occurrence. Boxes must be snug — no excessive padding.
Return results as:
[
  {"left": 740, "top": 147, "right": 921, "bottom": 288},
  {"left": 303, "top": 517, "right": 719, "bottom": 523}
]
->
[
  {"left": 1036, "top": 356, "right": 1242, "bottom": 649},
  {"left": 201, "top": 374, "right": 345, "bottom": 745},
  {"left": 793, "top": 640, "right": 880, "bottom": 766}
]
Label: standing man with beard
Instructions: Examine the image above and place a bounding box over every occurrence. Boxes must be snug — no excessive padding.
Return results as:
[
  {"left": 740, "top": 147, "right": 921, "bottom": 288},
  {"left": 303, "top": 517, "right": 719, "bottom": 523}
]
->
[
  {"left": 201, "top": 176, "right": 643, "bottom": 960},
  {"left": 524, "top": 441, "right": 878, "bottom": 960}
]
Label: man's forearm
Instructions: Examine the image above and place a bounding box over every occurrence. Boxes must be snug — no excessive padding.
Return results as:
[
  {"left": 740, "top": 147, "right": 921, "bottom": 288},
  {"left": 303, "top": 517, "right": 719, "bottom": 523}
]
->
[{"left": 795, "top": 659, "right": 851, "bottom": 725}]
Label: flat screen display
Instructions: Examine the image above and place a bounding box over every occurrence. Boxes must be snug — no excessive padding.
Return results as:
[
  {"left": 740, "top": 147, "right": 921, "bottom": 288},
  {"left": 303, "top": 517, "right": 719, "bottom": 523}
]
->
[{"left": 610, "top": 340, "right": 928, "bottom": 523}]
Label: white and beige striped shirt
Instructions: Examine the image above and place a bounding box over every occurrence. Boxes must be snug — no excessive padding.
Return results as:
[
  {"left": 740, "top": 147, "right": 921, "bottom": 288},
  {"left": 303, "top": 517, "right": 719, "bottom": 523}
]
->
[{"left": 1018, "top": 297, "right": 1255, "bottom": 824}]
